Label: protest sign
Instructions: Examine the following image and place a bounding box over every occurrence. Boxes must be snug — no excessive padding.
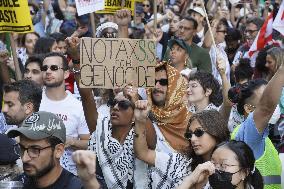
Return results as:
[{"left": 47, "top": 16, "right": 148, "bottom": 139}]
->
[
  {"left": 80, "top": 38, "right": 156, "bottom": 89},
  {"left": 75, "top": 0, "right": 104, "bottom": 16},
  {"left": 95, "top": 0, "right": 135, "bottom": 15},
  {"left": 0, "top": 0, "right": 33, "bottom": 33}
]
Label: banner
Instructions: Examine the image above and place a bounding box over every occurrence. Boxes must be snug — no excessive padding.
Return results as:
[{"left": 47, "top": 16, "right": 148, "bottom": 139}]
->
[
  {"left": 75, "top": 0, "right": 104, "bottom": 16},
  {"left": 0, "top": 0, "right": 33, "bottom": 33},
  {"left": 95, "top": 0, "right": 135, "bottom": 15},
  {"left": 80, "top": 37, "right": 156, "bottom": 89}
]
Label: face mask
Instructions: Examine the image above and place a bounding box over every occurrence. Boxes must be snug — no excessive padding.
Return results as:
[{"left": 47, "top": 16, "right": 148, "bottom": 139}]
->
[{"left": 209, "top": 170, "right": 237, "bottom": 189}]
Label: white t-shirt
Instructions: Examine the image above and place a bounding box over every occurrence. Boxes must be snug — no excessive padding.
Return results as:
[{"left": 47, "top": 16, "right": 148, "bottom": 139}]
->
[{"left": 39, "top": 90, "right": 90, "bottom": 175}]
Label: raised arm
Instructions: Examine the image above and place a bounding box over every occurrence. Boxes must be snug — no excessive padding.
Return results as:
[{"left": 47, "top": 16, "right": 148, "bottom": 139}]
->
[
  {"left": 115, "top": 9, "right": 131, "bottom": 38},
  {"left": 254, "top": 51, "right": 284, "bottom": 133},
  {"left": 72, "top": 150, "right": 101, "bottom": 189},
  {"left": 0, "top": 49, "right": 11, "bottom": 84},
  {"left": 134, "top": 100, "right": 156, "bottom": 166},
  {"left": 66, "top": 37, "right": 98, "bottom": 134}
]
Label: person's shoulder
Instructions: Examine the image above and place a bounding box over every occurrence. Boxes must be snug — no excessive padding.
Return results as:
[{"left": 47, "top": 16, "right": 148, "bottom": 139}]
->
[{"left": 191, "top": 43, "right": 209, "bottom": 54}]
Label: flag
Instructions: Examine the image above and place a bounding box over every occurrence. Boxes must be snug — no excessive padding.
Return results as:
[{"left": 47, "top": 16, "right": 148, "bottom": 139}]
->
[
  {"left": 248, "top": 12, "right": 274, "bottom": 57},
  {"left": 273, "top": 0, "right": 284, "bottom": 36}
]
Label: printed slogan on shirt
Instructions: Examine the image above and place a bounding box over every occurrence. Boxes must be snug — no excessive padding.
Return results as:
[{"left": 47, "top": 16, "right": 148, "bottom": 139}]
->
[
  {"left": 80, "top": 38, "right": 156, "bottom": 89},
  {"left": 0, "top": 0, "right": 33, "bottom": 33}
]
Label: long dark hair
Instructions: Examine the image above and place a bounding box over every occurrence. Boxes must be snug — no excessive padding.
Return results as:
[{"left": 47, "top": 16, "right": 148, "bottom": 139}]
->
[
  {"left": 228, "top": 79, "right": 268, "bottom": 115},
  {"left": 185, "top": 110, "right": 230, "bottom": 170},
  {"left": 215, "top": 141, "right": 263, "bottom": 189}
]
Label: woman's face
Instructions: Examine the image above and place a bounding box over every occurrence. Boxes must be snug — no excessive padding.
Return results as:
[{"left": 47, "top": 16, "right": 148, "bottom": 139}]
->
[
  {"left": 143, "top": 0, "right": 151, "bottom": 13},
  {"left": 215, "top": 24, "right": 227, "bottom": 44},
  {"left": 265, "top": 54, "right": 277, "bottom": 76},
  {"left": 51, "top": 42, "right": 59, "bottom": 53},
  {"left": 25, "top": 33, "right": 38, "bottom": 55},
  {"left": 110, "top": 93, "right": 134, "bottom": 126},
  {"left": 188, "top": 119, "right": 217, "bottom": 160},
  {"left": 187, "top": 80, "right": 209, "bottom": 104},
  {"left": 211, "top": 146, "right": 247, "bottom": 186},
  {"left": 170, "top": 44, "right": 187, "bottom": 66}
]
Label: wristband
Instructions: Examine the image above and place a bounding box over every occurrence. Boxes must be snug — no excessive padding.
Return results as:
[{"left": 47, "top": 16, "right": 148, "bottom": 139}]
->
[{"left": 72, "top": 59, "right": 80, "bottom": 65}]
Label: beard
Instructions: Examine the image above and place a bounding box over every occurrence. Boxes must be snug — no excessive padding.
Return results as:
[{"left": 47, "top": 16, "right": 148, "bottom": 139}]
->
[
  {"left": 152, "top": 89, "right": 166, "bottom": 107},
  {"left": 23, "top": 155, "right": 55, "bottom": 178},
  {"left": 3, "top": 113, "right": 24, "bottom": 125},
  {"left": 44, "top": 80, "right": 64, "bottom": 88}
]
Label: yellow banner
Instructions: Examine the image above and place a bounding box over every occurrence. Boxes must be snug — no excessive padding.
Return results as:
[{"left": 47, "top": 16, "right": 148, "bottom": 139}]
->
[
  {"left": 96, "top": 0, "right": 135, "bottom": 15},
  {"left": 0, "top": 0, "right": 34, "bottom": 33}
]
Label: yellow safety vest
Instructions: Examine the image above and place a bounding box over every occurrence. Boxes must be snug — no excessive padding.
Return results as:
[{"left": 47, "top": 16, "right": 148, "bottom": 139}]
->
[{"left": 231, "top": 125, "right": 282, "bottom": 189}]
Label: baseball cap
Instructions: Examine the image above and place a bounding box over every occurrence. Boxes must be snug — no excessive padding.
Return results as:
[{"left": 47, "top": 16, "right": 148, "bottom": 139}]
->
[
  {"left": 188, "top": 7, "right": 205, "bottom": 17},
  {"left": 7, "top": 111, "right": 66, "bottom": 143},
  {"left": 168, "top": 38, "right": 191, "bottom": 55}
]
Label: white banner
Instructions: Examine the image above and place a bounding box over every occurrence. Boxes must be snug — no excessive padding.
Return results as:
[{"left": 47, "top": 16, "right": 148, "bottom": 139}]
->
[{"left": 75, "top": 0, "right": 104, "bottom": 16}]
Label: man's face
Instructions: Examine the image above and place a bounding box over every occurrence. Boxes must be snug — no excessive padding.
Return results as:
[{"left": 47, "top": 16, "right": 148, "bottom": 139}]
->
[
  {"left": 20, "top": 136, "right": 55, "bottom": 178},
  {"left": 42, "top": 56, "right": 68, "bottom": 88},
  {"left": 2, "top": 91, "right": 27, "bottom": 125},
  {"left": 177, "top": 19, "right": 196, "bottom": 42},
  {"left": 191, "top": 12, "right": 203, "bottom": 24},
  {"left": 244, "top": 23, "right": 258, "bottom": 46},
  {"left": 152, "top": 69, "right": 168, "bottom": 107},
  {"left": 24, "top": 62, "right": 43, "bottom": 86}
]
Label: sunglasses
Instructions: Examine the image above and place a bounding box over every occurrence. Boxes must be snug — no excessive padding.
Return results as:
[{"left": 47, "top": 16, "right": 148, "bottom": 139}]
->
[
  {"left": 143, "top": 4, "right": 150, "bottom": 7},
  {"left": 193, "top": 3, "right": 202, "bottom": 7},
  {"left": 107, "top": 99, "right": 134, "bottom": 110},
  {"left": 184, "top": 128, "right": 206, "bottom": 140},
  {"left": 155, "top": 79, "right": 168, "bottom": 86},
  {"left": 102, "top": 32, "right": 118, "bottom": 38},
  {"left": 41, "top": 65, "right": 64, "bottom": 72}
]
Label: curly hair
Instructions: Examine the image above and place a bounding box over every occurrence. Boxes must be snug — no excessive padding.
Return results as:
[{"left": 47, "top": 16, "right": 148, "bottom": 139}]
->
[
  {"left": 185, "top": 110, "right": 230, "bottom": 170},
  {"left": 188, "top": 71, "right": 222, "bottom": 106}
]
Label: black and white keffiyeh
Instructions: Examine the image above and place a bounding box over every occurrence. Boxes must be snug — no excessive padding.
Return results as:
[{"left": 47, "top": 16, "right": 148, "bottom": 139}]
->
[{"left": 88, "top": 116, "right": 148, "bottom": 189}]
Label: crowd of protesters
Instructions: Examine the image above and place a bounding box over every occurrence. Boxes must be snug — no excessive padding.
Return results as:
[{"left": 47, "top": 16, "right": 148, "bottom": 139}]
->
[{"left": 0, "top": 0, "right": 284, "bottom": 188}]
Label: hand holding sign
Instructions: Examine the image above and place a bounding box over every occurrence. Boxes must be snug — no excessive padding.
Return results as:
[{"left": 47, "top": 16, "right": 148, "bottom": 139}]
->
[{"left": 66, "top": 36, "right": 80, "bottom": 60}]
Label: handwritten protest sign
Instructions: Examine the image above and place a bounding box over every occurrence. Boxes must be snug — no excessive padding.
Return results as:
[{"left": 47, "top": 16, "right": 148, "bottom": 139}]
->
[
  {"left": 75, "top": 0, "right": 104, "bottom": 16},
  {"left": 95, "top": 0, "right": 135, "bottom": 15},
  {"left": 0, "top": 0, "right": 33, "bottom": 33},
  {"left": 80, "top": 38, "right": 156, "bottom": 89}
]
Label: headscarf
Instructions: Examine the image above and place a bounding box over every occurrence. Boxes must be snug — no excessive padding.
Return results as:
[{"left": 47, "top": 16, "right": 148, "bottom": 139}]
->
[{"left": 147, "top": 61, "right": 191, "bottom": 152}]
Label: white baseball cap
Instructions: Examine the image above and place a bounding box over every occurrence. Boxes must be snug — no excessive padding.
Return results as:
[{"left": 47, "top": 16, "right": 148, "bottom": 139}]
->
[{"left": 188, "top": 7, "right": 205, "bottom": 17}]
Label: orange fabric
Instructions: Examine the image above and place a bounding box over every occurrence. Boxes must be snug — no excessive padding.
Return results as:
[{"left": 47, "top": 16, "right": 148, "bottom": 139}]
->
[{"left": 147, "top": 61, "right": 191, "bottom": 152}]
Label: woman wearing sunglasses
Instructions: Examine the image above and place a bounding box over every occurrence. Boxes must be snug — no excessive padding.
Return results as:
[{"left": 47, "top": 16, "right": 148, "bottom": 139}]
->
[
  {"left": 177, "top": 140, "right": 263, "bottom": 189},
  {"left": 134, "top": 101, "right": 230, "bottom": 188}
]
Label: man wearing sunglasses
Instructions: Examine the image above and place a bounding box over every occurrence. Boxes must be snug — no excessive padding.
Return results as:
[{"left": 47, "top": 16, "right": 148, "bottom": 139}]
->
[
  {"left": 39, "top": 52, "right": 90, "bottom": 176},
  {"left": 148, "top": 62, "right": 190, "bottom": 153},
  {"left": 7, "top": 111, "right": 83, "bottom": 189}
]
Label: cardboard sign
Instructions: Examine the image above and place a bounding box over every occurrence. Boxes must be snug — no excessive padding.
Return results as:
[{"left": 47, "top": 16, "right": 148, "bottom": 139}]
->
[
  {"left": 95, "top": 0, "right": 135, "bottom": 15},
  {"left": 0, "top": 0, "right": 34, "bottom": 33},
  {"left": 80, "top": 38, "right": 156, "bottom": 89},
  {"left": 75, "top": 0, "right": 104, "bottom": 16}
]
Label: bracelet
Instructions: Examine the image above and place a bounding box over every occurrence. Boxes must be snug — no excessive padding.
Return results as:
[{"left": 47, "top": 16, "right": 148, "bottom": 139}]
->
[
  {"left": 72, "top": 59, "right": 80, "bottom": 65},
  {"left": 72, "top": 68, "right": 81, "bottom": 74}
]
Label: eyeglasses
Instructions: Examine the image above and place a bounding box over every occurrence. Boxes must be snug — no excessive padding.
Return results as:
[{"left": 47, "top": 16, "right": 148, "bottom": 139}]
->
[
  {"left": 107, "top": 99, "right": 134, "bottom": 110},
  {"left": 216, "top": 30, "right": 227, "bottom": 34},
  {"left": 184, "top": 128, "right": 206, "bottom": 140},
  {"left": 143, "top": 4, "right": 150, "bottom": 7},
  {"left": 212, "top": 162, "right": 239, "bottom": 172},
  {"left": 244, "top": 29, "right": 258, "bottom": 35},
  {"left": 193, "top": 3, "right": 202, "bottom": 7},
  {"left": 14, "top": 144, "right": 52, "bottom": 158},
  {"left": 155, "top": 79, "right": 168, "bottom": 86},
  {"left": 41, "top": 65, "right": 64, "bottom": 72}
]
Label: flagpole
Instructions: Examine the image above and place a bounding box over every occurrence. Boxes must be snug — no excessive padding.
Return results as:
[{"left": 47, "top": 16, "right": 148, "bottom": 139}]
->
[
  {"left": 9, "top": 33, "right": 22, "bottom": 81},
  {"left": 202, "top": 3, "right": 217, "bottom": 49}
]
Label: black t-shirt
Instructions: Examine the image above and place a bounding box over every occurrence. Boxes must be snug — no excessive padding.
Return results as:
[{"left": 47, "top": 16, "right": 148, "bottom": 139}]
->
[{"left": 16, "top": 168, "right": 84, "bottom": 189}]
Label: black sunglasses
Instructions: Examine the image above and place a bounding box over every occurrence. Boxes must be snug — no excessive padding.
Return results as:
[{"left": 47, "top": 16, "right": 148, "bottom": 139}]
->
[
  {"left": 143, "top": 4, "right": 150, "bottom": 7},
  {"left": 107, "top": 99, "right": 134, "bottom": 110},
  {"left": 155, "top": 79, "right": 168, "bottom": 86},
  {"left": 216, "top": 30, "right": 227, "bottom": 34},
  {"left": 41, "top": 65, "right": 64, "bottom": 72},
  {"left": 184, "top": 128, "right": 206, "bottom": 140}
]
